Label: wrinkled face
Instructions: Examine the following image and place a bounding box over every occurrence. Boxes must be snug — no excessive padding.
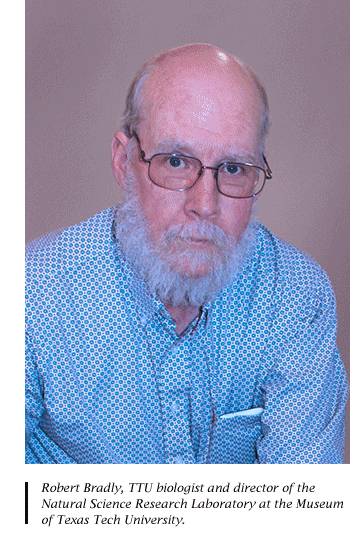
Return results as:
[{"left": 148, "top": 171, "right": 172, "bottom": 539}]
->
[{"left": 125, "top": 66, "right": 263, "bottom": 278}]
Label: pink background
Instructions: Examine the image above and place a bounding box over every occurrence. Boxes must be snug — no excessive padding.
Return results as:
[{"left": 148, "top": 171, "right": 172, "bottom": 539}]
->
[{"left": 26, "top": 0, "right": 350, "bottom": 461}]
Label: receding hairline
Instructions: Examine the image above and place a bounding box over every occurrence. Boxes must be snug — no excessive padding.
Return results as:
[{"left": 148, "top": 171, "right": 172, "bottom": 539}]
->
[{"left": 121, "top": 44, "right": 270, "bottom": 149}]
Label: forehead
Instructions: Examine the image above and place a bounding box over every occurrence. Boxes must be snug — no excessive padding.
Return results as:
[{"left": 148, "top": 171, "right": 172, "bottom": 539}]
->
[{"left": 140, "top": 67, "right": 263, "bottom": 156}]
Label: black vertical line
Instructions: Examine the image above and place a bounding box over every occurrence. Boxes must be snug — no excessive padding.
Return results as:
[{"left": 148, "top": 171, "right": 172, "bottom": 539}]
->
[{"left": 25, "top": 482, "right": 28, "bottom": 524}]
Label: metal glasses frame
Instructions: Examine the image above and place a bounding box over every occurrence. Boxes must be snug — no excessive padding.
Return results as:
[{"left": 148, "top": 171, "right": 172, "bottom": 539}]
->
[{"left": 132, "top": 131, "right": 272, "bottom": 199}]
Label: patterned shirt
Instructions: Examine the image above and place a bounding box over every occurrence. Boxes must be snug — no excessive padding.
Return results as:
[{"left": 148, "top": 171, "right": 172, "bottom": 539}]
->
[{"left": 25, "top": 207, "right": 348, "bottom": 464}]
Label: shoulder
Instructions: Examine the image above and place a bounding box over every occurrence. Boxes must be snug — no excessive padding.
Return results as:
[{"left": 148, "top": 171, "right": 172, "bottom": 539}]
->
[
  {"left": 245, "top": 223, "right": 337, "bottom": 325},
  {"left": 255, "top": 222, "right": 333, "bottom": 295},
  {"left": 26, "top": 207, "right": 117, "bottom": 275}
]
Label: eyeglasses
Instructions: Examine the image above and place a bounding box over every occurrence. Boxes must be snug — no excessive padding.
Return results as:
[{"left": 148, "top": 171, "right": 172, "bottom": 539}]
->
[{"left": 132, "top": 131, "right": 272, "bottom": 199}]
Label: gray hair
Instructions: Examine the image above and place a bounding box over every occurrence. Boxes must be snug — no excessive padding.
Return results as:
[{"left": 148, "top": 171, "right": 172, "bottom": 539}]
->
[
  {"left": 121, "top": 47, "right": 270, "bottom": 150},
  {"left": 121, "top": 62, "right": 154, "bottom": 138}
]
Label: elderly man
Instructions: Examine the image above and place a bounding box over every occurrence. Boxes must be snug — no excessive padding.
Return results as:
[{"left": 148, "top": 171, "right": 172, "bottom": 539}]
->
[{"left": 26, "top": 43, "right": 348, "bottom": 464}]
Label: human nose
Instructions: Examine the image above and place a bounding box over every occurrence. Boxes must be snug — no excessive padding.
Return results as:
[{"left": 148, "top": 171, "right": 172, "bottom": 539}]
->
[{"left": 183, "top": 168, "right": 220, "bottom": 220}]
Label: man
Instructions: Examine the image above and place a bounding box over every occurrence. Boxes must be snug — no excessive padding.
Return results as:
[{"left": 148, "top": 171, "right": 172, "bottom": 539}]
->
[{"left": 26, "top": 43, "right": 348, "bottom": 464}]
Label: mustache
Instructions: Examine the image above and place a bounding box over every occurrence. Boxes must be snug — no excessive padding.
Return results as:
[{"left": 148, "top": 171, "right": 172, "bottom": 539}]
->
[{"left": 162, "top": 221, "right": 233, "bottom": 248}]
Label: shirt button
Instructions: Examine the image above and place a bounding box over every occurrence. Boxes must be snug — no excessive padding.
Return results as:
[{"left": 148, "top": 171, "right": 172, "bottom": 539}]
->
[
  {"left": 140, "top": 315, "right": 147, "bottom": 327},
  {"left": 174, "top": 454, "right": 183, "bottom": 464},
  {"left": 170, "top": 401, "right": 178, "bottom": 413}
]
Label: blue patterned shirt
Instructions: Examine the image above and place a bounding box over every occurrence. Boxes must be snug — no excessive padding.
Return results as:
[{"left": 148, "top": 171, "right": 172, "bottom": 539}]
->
[{"left": 25, "top": 207, "right": 348, "bottom": 463}]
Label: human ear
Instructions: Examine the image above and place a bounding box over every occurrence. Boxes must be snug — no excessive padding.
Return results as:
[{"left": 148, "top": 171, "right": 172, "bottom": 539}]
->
[{"left": 111, "top": 130, "right": 131, "bottom": 189}]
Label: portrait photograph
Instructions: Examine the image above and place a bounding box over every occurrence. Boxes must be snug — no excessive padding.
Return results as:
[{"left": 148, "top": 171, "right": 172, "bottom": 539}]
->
[
  {"left": 25, "top": 0, "right": 350, "bottom": 466},
  {"left": 11, "top": 1, "right": 350, "bottom": 542}
]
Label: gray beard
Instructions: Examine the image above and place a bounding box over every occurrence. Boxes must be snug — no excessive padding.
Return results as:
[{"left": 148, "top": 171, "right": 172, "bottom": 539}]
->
[{"left": 114, "top": 191, "right": 256, "bottom": 308}]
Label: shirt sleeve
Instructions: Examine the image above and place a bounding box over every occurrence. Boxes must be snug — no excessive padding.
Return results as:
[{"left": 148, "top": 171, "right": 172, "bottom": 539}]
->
[{"left": 256, "top": 273, "right": 349, "bottom": 464}]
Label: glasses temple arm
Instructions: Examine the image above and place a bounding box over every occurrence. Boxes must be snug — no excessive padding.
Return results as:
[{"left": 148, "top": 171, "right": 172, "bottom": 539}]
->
[{"left": 263, "top": 154, "right": 272, "bottom": 179}]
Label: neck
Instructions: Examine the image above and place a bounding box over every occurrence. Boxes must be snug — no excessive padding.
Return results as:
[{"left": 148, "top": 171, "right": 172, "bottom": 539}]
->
[{"left": 164, "top": 304, "right": 200, "bottom": 335}]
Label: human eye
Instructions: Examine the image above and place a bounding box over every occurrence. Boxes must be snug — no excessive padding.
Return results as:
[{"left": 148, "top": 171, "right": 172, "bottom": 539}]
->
[
  {"left": 222, "top": 163, "right": 243, "bottom": 176},
  {"left": 167, "top": 155, "right": 188, "bottom": 169},
  {"left": 156, "top": 154, "right": 188, "bottom": 169}
]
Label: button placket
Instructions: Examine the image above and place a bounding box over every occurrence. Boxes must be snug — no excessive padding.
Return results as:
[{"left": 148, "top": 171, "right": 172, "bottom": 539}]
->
[{"left": 159, "top": 341, "right": 195, "bottom": 463}]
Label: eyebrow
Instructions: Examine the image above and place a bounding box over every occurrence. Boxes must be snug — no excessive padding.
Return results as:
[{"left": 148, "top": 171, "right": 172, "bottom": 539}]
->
[{"left": 151, "top": 137, "right": 257, "bottom": 164}]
